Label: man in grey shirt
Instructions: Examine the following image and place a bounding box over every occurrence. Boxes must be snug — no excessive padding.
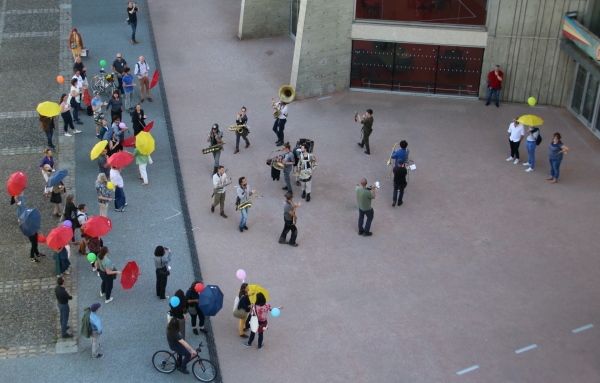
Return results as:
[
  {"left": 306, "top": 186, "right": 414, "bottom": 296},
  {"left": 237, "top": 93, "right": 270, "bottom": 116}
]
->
[
  {"left": 356, "top": 178, "right": 376, "bottom": 236},
  {"left": 281, "top": 142, "right": 295, "bottom": 194}
]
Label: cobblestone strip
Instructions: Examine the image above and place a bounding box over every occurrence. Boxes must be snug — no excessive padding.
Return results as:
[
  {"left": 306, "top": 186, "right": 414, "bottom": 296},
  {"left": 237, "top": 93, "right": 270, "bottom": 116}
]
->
[
  {"left": 1, "top": 31, "right": 59, "bottom": 38},
  {"left": 3, "top": 9, "right": 60, "bottom": 15},
  {"left": 0, "top": 146, "right": 46, "bottom": 155},
  {"left": 0, "top": 277, "right": 57, "bottom": 292},
  {"left": 0, "top": 111, "right": 38, "bottom": 119},
  {"left": 0, "top": 0, "right": 7, "bottom": 56}
]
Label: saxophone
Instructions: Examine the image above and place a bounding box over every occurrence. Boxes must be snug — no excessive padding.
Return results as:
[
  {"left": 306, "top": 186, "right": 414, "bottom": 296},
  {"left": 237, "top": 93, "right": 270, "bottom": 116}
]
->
[{"left": 236, "top": 192, "right": 259, "bottom": 210}]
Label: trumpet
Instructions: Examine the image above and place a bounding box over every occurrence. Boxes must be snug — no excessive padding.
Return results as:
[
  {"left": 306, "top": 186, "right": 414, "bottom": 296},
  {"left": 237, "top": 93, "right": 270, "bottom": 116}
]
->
[
  {"left": 229, "top": 124, "right": 246, "bottom": 134},
  {"left": 236, "top": 192, "right": 259, "bottom": 210},
  {"left": 202, "top": 143, "right": 225, "bottom": 154},
  {"left": 387, "top": 143, "right": 399, "bottom": 177},
  {"left": 354, "top": 111, "right": 359, "bottom": 122}
]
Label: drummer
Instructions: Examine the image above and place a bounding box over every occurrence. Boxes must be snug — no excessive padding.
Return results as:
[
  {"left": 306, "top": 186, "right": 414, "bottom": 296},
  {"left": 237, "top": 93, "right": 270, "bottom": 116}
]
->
[{"left": 296, "top": 144, "right": 315, "bottom": 202}]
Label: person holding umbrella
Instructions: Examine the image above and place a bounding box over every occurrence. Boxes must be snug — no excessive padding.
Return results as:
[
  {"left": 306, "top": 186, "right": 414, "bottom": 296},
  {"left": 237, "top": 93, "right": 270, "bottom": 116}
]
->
[
  {"left": 19, "top": 207, "right": 45, "bottom": 263},
  {"left": 96, "top": 246, "right": 121, "bottom": 303},
  {"left": 28, "top": 232, "right": 45, "bottom": 263},
  {"left": 242, "top": 292, "right": 283, "bottom": 350},
  {"left": 95, "top": 173, "right": 112, "bottom": 217},
  {"left": 12, "top": 191, "right": 26, "bottom": 224},
  {"left": 132, "top": 147, "right": 149, "bottom": 186}
]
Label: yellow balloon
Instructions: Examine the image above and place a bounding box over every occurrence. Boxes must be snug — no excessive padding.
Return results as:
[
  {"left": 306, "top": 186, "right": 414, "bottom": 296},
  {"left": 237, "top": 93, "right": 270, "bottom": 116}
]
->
[
  {"left": 107, "top": 181, "right": 115, "bottom": 190},
  {"left": 527, "top": 97, "right": 536, "bottom": 106}
]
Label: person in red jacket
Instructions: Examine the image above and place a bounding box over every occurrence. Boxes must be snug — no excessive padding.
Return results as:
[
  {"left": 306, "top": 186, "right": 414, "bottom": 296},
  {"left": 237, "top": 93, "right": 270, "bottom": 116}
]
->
[{"left": 486, "top": 65, "right": 504, "bottom": 107}]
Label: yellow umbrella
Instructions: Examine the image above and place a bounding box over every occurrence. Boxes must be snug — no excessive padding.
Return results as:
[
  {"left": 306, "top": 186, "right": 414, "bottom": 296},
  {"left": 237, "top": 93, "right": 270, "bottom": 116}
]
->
[
  {"left": 135, "top": 131, "right": 155, "bottom": 155},
  {"left": 248, "top": 285, "right": 269, "bottom": 303},
  {"left": 90, "top": 140, "right": 108, "bottom": 160},
  {"left": 517, "top": 115, "right": 544, "bottom": 126},
  {"left": 36, "top": 101, "right": 61, "bottom": 117}
]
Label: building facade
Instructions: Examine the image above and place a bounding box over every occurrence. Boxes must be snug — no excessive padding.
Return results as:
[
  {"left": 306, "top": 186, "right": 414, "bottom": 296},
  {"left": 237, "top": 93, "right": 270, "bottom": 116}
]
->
[{"left": 239, "top": 0, "right": 596, "bottom": 128}]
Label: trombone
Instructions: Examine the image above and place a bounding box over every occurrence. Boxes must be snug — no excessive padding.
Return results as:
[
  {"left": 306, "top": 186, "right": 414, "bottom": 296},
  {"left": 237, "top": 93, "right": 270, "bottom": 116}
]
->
[{"left": 387, "top": 143, "right": 399, "bottom": 178}]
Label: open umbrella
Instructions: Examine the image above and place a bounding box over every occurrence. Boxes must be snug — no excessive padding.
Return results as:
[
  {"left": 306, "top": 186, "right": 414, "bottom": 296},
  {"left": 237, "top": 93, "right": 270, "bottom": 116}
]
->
[
  {"left": 150, "top": 69, "right": 160, "bottom": 89},
  {"left": 83, "top": 216, "right": 112, "bottom": 238},
  {"left": 143, "top": 121, "right": 154, "bottom": 133},
  {"left": 36, "top": 101, "right": 61, "bottom": 117},
  {"left": 199, "top": 285, "right": 224, "bottom": 316},
  {"left": 136, "top": 132, "right": 155, "bottom": 155},
  {"left": 6, "top": 171, "right": 27, "bottom": 196},
  {"left": 517, "top": 115, "right": 544, "bottom": 126},
  {"left": 46, "top": 225, "right": 73, "bottom": 250},
  {"left": 19, "top": 208, "right": 41, "bottom": 237},
  {"left": 121, "top": 136, "right": 136, "bottom": 148},
  {"left": 46, "top": 169, "right": 68, "bottom": 187},
  {"left": 90, "top": 140, "right": 108, "bottom": 160},
  {"left": 107, "top": 151, "right": 134, "bottom": 167},
  {"left": 248, "top": 285, "right": 269, "bottom": 304},
  {"left": 120, "top": 261, "right": 140, "bottom": 290}
]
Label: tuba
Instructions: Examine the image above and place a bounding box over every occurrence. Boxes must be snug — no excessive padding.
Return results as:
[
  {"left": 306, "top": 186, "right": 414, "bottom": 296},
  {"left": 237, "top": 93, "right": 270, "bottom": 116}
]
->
[
  {"left": 236, "top": 192, "right": 259, "bottom": 210},
  {"left": 202, "top": 143, "right": 225, "bottom": 154},
  {"left": 273, "top": 85, "right": 295, "bottom": 118}
]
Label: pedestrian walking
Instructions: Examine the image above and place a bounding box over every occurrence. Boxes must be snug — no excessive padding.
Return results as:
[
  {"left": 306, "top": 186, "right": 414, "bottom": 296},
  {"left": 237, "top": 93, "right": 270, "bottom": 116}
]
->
[
  {"left": 50, "top": 181, "right": 66, "bottom": 218},
  {"left": 134, "top": 56, "right": 151, "bottom": 102},
  {"left": 122, "top": 67, "right": 135, "bottom": 110},
  {"left": 169, "top": 289, "right": 188, "bottom": 340},
  {"left": 95, "top": 173, "right": 112, "bottom": 217},
  {"left": 132, "top": 147, "right": 149, "bottom": 185},
  {"left": 59, "top": 94, "right": 78, "bottom": 136},
  {"left": 131, "top": 104, "right": 146, "bottom": 135},
  {"left": 39, "top": 115, "right": 57, "bottom": 151},
  {"left": 186, "top": 282, "right": 208, "bottom": 335},
  {"left": 28, "top": 232, "right": 46, "bottom": 263},
  {"left": 242, "top": 292, "right": 283, "bottom": 350},
  {"left": 55, "top": 277, "right": 73, "bottom": 338},
  {"left": 547, "top": 132, "right": 569, "bottom": 184},
  {"left": 89, "top": 303, "right": 103, "bottom": 358},
  {"left": 236, "top": 283, "right": 252, "bottom": 338},
  {"left": 356, "top": 178, "right": 376, "bottom": 236},
  {"left": 127, "top": 2, "right": 140, "bottom": 44},
  {"left": 53, "top": 246, "right": 70, "bottom": 278},
  {"left": 68, "top": 28, "right": 84, "bottom": 62},
  {"left": 110, "top": 167, "right": 126, "bottom": 212},
  {"left": 167, "top": 318, "right": 197, "bottom": 375},
  {"left": 523, "top": 126, "right": 540, "bottom": 172},
  {"left": 485, "top": 65, "right": 504, "bottom": 107},
  {"left": 392, "top": 161, "right": 407, "bottom": 207},
  {"left": 154, "top": 246, "right": 171, "bottom": 300},
  {"left": 506, "top": 118, "right": 524, "bottom": 164},
  {"left": 96, "top": 246, "right": 121, "bottom": 303}
]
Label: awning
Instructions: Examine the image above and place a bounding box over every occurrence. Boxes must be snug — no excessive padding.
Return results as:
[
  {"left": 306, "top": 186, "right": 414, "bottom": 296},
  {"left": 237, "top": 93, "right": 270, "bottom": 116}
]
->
[{"left": 560, "top": 39, "right": 600, "bottom": 79}]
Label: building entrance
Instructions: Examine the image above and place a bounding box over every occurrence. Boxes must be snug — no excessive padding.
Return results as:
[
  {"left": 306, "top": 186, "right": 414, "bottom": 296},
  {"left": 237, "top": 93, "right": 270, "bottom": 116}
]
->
[{"left": 569, "top": 64, "right": 600, "bottom": 137}]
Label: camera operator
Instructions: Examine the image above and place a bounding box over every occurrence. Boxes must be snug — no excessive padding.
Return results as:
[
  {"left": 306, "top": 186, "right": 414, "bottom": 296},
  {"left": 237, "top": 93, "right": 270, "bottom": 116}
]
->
[{"left": 127, "top": 2, "right": 140, "bottom": 44}]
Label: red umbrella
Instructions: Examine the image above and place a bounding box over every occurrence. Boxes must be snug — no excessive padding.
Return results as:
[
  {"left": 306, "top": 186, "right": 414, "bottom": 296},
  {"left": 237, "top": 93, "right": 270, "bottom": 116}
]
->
[
  {"left": 120, "top": 261, "right": 140, "bottom": 290},
  {"left": 7, "top": 171, "right": 27, "bottom": 196},
  {"left": 107, "top": 151, "right": 134, "bottom": 167},
  {"left": 83, "top": 216, "right": 113, "bottom": 238},
  {"left": 150, "top": 69, "right": 159, "bottom": 89},
  {"left": 46, "top": 226, "right": 73, "bottom": 250},
  {"left": 121, "top": 136, "right": 136, "bottom": 148},
  {"left": 143, "top": 121, "right": 154, "bottom": 132}
]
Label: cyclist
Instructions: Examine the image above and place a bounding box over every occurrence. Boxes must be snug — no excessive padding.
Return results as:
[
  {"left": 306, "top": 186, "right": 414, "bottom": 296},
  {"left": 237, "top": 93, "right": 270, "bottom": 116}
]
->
[{"left": 167, "top": 317, "right": 196, "bottom": 375}]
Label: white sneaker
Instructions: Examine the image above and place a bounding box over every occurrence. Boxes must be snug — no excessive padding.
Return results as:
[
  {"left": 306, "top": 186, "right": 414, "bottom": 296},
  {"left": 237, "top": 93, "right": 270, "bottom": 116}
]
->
[
  {"left": 105, "top": 297, "right": 113, "bottom": 303},
  {"left": 73, "top": 129, "right": 82, "bottom": 134},
  {"left": 506, "top": 157, "right": 513, "bottom": 161},
  {"left": 525, "top": 167, "right": 534, "bottom": 172},
  {"left": 100, "top": 291, "right": 104, "bottom": 297},
  {"left": 64, "top": 133, "right": 72, "bottom": 137},
  {"left": 513, "top": 158, "right": 519, "bottom": 164},
  {"left": 522, "top": 162, "right": 530, "bottom": 166}
]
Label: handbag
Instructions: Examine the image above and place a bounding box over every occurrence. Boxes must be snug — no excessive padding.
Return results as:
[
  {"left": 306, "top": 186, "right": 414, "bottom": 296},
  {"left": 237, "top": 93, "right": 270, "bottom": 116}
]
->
[
  {"left": 188, "top": 305, "right": 197, "bottom": 316},
  {"left": 71, "top": 42, "right": 77, "bottom": 49},
  {"left": 111, "top": 268, "right": 118, "bottom": 279},
  {"left": 158, "top": 266, "right": 170, "bottom": 277},
  {"left": 233, "top": 296, "right": 247, "bottom": 319},
  {"left": 249, "top": 306, "right": 259, "bottom": 332}
]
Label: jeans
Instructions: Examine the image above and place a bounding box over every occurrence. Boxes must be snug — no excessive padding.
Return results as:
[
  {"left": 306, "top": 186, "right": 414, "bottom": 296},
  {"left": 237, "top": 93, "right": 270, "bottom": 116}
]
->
[
  {"left": 45, "top": 130, "right": 55, "bottom": 149},
  {"left": 486, "top": 87, "right": 501, "bottom": 106},
  {"left": 280, "top": 221, "right": 298, "bottom": 244},
  {"left": 114, "top": 187, "right": 126, "bottom": 210},
  {"left": 272, "top": 118, "right": 286, "bottom": 142},
  {"left": 235, "top": 133, "right": 249, "bottom": 147},
  {"left": 212, "top": 150, "right": 221, "bottom": 168},
  {"left": 100, "top": 270, "right": 114, "bottom": 299},
  {"left": 509, "top": 139, "right": 521, "bottom": 159},
  {"left": 91, "top": 331, "right": 101, "bottom": 357},
  {"left": 117, "top": 75, "right": 124, "bottom": 94},
  {"left": 549, "top": 157, "right": 562, "bottom": 180},
  {"left": 72, "top": 102, "right": 80, "bottom": 122},
  {"left": 170, "top": 343, "right": 191, "bottom": 369},
  {"left": 155, "top": 268, "right": 168, "bottom": 299},
  {"left": 358, "top": 208, "right": 374, "bottom": 233},
  {"left": 393, "top": 183, "right": 406, "bottom": 204},
  {"left": 123, "top": 91, "right": 132, "bottom": 109},
  {"left": 247, "top": 330, "right": 264, "bottom": 347},
  {"left": 284, "top": 169, "right": 292, "bottom": 193},
  {"left": 61, "top": 112, "right": 75, "bottom": 132},
  {"left": 526, "top": 141, "right": 536, "bottom": 169},
  {"left": 57, "top": 303, "right": 70, "bottom": 336},
  {"left": 130, "top": 21, "right": 137, "bottom": 40},
  {"left": 239, "top": 207, "right": 248, "bottom": 228}
]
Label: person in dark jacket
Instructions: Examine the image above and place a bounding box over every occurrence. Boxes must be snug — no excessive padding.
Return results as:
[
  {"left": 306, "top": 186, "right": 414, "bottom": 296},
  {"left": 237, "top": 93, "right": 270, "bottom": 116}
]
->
[
  {"left": 154, "top": 246, "right": 171, "bottom": 300},
  {"left": 237, "top": 283, "right": 252, "bottom": 338},
  {"left": 169, "top": 289, "right": 187, "bottom": 340},
  {"left": 131, "top": 103, "right": 147, "bottom": 135},
  {"left": 167, "top": 318, "right": 196, "bottom": 375},
  {"left": 28, "top": 232, "right": 46, "bottom": 263},
  {"left": 63, "top": 194, "right": 79, "bottom": 245},
  {"left": 186, "top": 281, "right": 207, "bottom": 335},
  {"left": 55, "top": 277, "right": 73, "bottom": 338}
]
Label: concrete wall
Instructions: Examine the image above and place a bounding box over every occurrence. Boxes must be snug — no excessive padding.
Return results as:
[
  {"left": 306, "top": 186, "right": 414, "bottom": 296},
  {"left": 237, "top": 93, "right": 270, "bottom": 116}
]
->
[
  {"left": 238, "top": 0, "right": 290, "bottom": 39},
  {"left": 290, "top": 0, "right": 354, "bottom": 99},
  {"left": 481, "top": 0, "right": 588, "bottom": 106},
  {"left": 351, "top": 23, "right": 488, "bottom": 47}
]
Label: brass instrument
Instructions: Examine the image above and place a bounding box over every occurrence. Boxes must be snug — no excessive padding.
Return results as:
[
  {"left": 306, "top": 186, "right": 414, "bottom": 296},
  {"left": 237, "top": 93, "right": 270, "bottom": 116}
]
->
[
  {"left": 228, "top": 124, "right": 246, "bottom": 134},
  {"left": 354, "top": 111, "right": 359, "bottom": 122},
  {"left": 273, "top": 85, "right": 295, "bottom": 119},
  {"left": 291, "top": 202, "right": 302, "bottom": 225},
  {"left": 202, "top": 143, "right": 225, "bottom": 154},
  {"left": 293, "top": 170, "right": 311, "bottom": 178},
  {"left": 236, "top": 192, "right": 259, "bottom": 210},
  {"left": 213, "top": 169, "right": 231, "bottom": 193},
  {"left": 387, "top": 143, "right": 400, "bottom": 178},
  {"left": 266, "top": 150, "right": 284, "bottom": 167},
  {"left": 272, "top": 160, "right": 285, "bottom": 171}
]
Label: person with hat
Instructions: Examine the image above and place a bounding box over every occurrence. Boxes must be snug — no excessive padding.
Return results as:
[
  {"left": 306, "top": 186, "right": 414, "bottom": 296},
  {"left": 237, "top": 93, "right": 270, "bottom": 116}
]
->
[
  {"left": 207, "top": 124, "right": 224, "bottom": 175},
  {"left": 89, "top": 302, "right": 103, "bottom": 358}
]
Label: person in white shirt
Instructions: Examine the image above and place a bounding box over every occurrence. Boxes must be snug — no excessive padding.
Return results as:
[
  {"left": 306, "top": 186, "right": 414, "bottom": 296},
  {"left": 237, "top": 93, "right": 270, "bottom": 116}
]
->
[
  {"left": 134, "top": 56, "right": 151, "bottom": 102},
  {"left": 271, "top": 97, "right": 289, "bottom": 146},
  {"left": 211, "top": 166, "right": 228, "bottom": 218},
  {"left": 506, "top": 118, "right": 524, "bottom": 164},
  {"left": 109, "top": 167, "right": 126, "bottom": 212}
]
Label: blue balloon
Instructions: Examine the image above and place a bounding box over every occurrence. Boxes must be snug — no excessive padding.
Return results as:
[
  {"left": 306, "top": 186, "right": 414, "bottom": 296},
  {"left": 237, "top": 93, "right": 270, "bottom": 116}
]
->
[
  {"left": 170, "top": 296, "right": 180, "bottom": 307},
  {"left": 271, "top": 308, "right": 280, "bottom": 317}
]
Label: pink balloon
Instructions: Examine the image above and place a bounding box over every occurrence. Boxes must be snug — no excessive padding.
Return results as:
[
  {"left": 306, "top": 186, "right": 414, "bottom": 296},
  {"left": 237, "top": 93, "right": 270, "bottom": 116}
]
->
[
  {"left": 119, "top": 122, "right": 126, "bottom": 129},
  {"left": 236, "top": 269, "right": 246, "bottom": 280},
  {"left": 63, "top": 220, "right": 72, "bottom": 228}
]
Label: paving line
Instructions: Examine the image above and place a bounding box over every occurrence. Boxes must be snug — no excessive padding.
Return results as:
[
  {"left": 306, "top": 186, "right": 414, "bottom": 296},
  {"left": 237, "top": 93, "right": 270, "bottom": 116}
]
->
[
  {"left": 0, "top": 146, "right": 46, "bottom": 155},
  {"left": 456, "top": 365, "right": 479, "bottom": 375},
  {"left": 3, "top": 9, "right": 60, "bottom": 15},
  {"left": 572, "top": 324, "right": 594, "bottom": 333},
  {"left": 1, "top": 31, "right": 59, "bottom": 38},
  {"left": 515, "top": 344, "right": 537, "bottom": 354},
  {"left": 0, "top": 110, "right": 38, "bottom": 119}
]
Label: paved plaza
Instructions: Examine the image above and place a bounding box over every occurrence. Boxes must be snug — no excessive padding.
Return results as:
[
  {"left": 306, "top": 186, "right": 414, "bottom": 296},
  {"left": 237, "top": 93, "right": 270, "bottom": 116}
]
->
[{"left": 1, "top": 0, "right": 600, "bottom": 382}]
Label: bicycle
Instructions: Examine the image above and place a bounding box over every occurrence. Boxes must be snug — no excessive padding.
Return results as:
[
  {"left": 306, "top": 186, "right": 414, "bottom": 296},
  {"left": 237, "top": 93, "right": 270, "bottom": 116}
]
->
[
  {"left": 91, "top": 69, "right": 116, "bottom": 95},
  {"left": 152, "top": 342, "right": 218, "bottom": 382}
]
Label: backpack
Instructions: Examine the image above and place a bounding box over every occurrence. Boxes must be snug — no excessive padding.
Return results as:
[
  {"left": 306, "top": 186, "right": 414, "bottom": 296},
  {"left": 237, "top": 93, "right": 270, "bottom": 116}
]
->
[
  {"left": 292, "top": 148, "right": 299, "bottom": 166},
  {"left": 533, "top": 128, "right": 542, "bottom": 146},
  {"left": 80, "top": 308, "right": 92, "bottom": 338}
]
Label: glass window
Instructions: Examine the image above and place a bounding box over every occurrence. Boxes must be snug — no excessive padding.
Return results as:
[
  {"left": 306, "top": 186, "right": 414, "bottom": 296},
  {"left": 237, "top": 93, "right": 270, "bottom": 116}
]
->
[
  {"left": 355, "top": 0, "right": 487, "bottom": 26},
  {"left": 571, "top": 65, "right": 588, "bottom": 114},
  {"left": 291, "top": 0, "right": 300, "bottom": 37},
  {"left": 351, "top": 40, "right": 484, "bottom": 96},
  {"left": 582, "top": 75, "right": 599, "bottom": 123}
]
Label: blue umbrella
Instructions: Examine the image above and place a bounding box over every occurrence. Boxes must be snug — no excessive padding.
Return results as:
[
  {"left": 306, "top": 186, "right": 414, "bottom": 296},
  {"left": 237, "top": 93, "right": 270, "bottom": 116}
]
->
[
  {"left": 199, "top": 285, "right": 224, "bottom": 317},
  {"left": 19, "top": 208, "right": 41, "bottom": 236},
  {"left": 47, "top": 169, "right": 68, "bottom": 187}
]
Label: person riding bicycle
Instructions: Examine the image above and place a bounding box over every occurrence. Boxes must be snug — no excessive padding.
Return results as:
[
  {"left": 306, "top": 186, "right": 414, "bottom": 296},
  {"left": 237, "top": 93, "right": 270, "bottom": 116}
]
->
[{"left": 167, "top": 317, "right": 197, "bottom": 375}]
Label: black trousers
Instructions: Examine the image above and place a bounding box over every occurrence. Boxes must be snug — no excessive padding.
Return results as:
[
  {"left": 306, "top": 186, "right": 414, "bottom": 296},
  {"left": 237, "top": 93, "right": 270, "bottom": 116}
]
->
[
  {"left": 393, "top": 183, "right": 406, "bottom": 204},
  {"left": 28, "top": 235, "right": 39, "bottom": 258},
  {"left": 509, "top": 139, "right": 521, "bottom": 159},
  {"left": 155, "top": 269, "right": 168, "bottom": 299},
  {"left": 280, "top": 221, "right": 297, "bottom": 244},
  {"left": 361, "top": 128, "right": 372, "bottom": 152},
  {"left": 190, "top": 309, "right": 205, "bottom": 327},
  {"left": 272, "top": 118, "right": 286, "bottom": 142}
]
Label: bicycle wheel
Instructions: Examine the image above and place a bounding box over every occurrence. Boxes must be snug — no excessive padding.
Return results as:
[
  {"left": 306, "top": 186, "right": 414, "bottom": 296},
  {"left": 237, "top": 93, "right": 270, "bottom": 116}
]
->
[
  {"left": 192, "top": 358, "right": 217, "bottom": 382},
  {"left": 91, "top": 78, "right": 102, "bottom": 94},
  {"left": 152, "top": 350, "right": 177, "bottom": 374}
]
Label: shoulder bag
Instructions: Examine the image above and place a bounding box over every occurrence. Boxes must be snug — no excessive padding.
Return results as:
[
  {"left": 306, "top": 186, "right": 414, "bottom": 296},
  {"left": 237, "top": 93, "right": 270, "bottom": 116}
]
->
[
  {"left": 249, "top": 306, "right": 259, "bottom": 332},
  {"left": 233, "top": 296, "right": 247, "bottom": 319}
]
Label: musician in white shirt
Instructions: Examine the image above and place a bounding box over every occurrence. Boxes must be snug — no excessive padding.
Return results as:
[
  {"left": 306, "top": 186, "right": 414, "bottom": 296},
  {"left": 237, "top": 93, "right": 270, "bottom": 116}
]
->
[
  {"left": 270, "top": 97, "right": 289, "bottom": 146},
  {"left": 211, "top": 166, "right": 228, "bottom": 218},
  {"left": 134, "top": 56, "right": 152, "bottom": 102}
]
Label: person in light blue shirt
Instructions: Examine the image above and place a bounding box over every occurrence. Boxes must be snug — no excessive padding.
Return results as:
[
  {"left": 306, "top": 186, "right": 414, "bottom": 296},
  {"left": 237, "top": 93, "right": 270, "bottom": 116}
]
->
[
  {"left": 522, "top": 126, "right": 539, "bottom": 172},
  {"left": 122, "top": 67, "right": 135, "bottom": 110},
  {"left": 391, "top": 140, "right": 408, "bottom": 167},
  {"left": 89, "top": 302, "right": 103, "bottom": 358}
]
